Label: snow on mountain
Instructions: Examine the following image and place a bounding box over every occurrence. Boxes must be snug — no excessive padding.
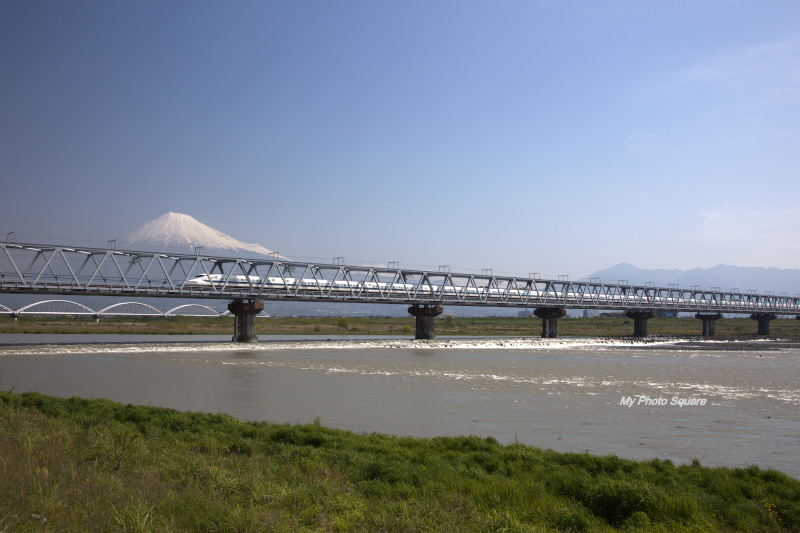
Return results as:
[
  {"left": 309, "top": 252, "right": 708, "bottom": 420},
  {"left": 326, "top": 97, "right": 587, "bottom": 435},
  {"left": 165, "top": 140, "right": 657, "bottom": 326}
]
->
[{"left": 126, "top": 212, "right": 282, "bottom": 258}]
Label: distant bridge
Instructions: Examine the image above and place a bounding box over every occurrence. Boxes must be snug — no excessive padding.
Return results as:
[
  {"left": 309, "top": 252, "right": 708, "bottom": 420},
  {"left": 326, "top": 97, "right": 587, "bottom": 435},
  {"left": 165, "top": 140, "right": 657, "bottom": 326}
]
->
[
  {"left": 2, "top": 241, "right": 799, "bottom": 340},
  {"left": 0, "top": 300, "right": 268, "bottom": 318}
]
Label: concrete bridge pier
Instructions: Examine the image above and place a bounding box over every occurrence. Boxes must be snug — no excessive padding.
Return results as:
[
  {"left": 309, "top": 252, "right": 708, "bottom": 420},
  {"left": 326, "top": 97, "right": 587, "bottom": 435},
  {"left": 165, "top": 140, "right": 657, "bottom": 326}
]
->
[
  {"left": 625, "top": 310, "right": 656, "bottom": 338},
  {"left": 695, "top": 313, "right": 723, "bottom": 337},
  {"left": 408, "top": 304, "right": 443, "bottom": 340},
  {"left": 228, "top": 299, "right": 264, "bottom": 342},
  {"left": 750, "top": 313, "right": 776, "bottom": 336},
  {"left": 534, "top": 307, "right": 567, "bottom": 338}
]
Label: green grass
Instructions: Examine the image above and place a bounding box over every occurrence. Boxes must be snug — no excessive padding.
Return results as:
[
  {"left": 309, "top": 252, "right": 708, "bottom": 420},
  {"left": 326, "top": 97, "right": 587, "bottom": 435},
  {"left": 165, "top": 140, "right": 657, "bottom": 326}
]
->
[{"left": 1, "top": 391, "right": 798, "bottom": 532}]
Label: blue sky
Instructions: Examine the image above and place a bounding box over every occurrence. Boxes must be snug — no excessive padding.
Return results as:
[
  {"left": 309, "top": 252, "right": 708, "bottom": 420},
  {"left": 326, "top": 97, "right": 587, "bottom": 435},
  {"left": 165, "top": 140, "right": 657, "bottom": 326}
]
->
[{"left": 2, "top": 1, "right": 799, "bottom": 279}]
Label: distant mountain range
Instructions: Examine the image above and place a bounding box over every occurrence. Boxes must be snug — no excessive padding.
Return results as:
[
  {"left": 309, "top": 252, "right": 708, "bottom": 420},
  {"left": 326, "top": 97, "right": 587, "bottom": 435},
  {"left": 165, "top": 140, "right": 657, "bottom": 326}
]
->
[
  {"left": 124, "top": 212, "right": 799, "bottom": 299},
  {"left": 584, "top": 263, "right": 800, "bottom": 296},
  {"left": 126, "top": 212, "right": 283, "bottom": 258}
]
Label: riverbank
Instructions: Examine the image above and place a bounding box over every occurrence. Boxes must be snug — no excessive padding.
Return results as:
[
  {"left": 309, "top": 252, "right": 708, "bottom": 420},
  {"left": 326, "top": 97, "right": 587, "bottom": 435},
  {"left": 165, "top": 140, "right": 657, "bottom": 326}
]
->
[
  {"left": 3, "top": 315, "right": 800, "bottom": 338},
  {"left": 1, "top": 391, "right": 798, "bottom": 532}
]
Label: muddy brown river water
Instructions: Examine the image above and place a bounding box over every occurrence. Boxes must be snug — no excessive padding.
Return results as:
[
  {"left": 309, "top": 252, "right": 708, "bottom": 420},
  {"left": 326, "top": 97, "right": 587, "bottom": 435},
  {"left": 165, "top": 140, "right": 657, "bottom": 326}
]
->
[{"left": 1, "top": 335, "right": 797, "bottom": 479}]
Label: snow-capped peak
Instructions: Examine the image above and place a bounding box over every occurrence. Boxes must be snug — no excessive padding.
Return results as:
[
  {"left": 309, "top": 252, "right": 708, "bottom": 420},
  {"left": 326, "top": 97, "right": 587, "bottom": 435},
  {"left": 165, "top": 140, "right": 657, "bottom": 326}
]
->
[{"left": 126, "top": 212, "right": 282, "bottom": 258}]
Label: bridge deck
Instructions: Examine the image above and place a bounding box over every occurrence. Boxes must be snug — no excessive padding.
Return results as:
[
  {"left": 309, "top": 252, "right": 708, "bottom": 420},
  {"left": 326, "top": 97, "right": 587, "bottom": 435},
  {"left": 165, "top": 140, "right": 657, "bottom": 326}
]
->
[{"left": 2, "top": 242, "right": 799, "bottom": 315}]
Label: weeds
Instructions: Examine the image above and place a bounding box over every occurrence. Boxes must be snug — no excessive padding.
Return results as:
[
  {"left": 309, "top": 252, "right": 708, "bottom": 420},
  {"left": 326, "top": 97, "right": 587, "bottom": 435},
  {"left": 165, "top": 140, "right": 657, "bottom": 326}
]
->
[
  {"left": 109, "top": 500, "right": 168, "bottom": 533},
  {"left": 110, "top": 423, "right": 141, "bottom": 471},
  {"left": 1, "top": 390, "right": 799, "bottom": 532}
]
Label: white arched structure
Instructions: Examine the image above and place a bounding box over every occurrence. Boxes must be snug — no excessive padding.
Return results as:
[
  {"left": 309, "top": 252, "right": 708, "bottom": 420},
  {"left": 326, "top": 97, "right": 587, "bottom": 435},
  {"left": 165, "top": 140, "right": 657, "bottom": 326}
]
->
[
  {"left": 16, "top": 299, "right": 96, "bottom": 316},
  {"left": 99, "top": 302, "right": 164, "bottom": 316},
  {"left": 166, "top": 304, "right": 222, "bottom": 317},
  {"left": 1, "top": 299, "right": 267, "bottom": 319}
]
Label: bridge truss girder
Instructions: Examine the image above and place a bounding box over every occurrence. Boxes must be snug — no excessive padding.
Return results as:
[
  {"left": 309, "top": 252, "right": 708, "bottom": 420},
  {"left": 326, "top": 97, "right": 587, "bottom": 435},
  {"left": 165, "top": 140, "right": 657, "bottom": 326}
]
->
[{"left": 2, "top": 242, "right": 799, "bottom": 316}]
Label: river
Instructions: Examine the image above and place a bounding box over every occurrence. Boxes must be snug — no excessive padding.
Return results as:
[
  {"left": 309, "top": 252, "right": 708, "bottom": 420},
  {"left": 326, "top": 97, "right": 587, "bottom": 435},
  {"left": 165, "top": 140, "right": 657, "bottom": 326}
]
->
[{"left": 0, "top": 334, "right": 797, "bottom": 479}]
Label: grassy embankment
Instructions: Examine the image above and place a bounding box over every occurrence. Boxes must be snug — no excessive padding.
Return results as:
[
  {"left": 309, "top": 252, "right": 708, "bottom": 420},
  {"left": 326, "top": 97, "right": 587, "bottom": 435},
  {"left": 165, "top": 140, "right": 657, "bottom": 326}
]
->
[
  {"left": 2, "top": 315, "right": 800, "bottom": 338},
  {"left": 1, "top": 391, "right": 798, "bottom": 532}
]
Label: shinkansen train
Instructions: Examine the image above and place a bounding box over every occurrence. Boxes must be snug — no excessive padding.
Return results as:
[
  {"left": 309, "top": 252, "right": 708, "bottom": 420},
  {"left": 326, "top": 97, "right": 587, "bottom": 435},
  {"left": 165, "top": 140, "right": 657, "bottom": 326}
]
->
[
  {"left": 185, "top": 273, "right": 512, "bottom": 297},
  {"left": 182, "top": 273, "right": 779, "bottom": 310},
  {"left": 183, "top": 274, "right": 641, "bottom": 302},
  {"left": 186, "top": 273, "right": 419, "bottom": 292}
]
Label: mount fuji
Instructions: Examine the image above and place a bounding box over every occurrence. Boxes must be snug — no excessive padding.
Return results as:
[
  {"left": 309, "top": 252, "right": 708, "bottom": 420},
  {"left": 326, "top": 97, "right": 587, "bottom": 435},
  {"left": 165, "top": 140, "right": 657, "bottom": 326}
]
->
[{"left": 125, "top": 212, "right": 282, "bottom": 258}]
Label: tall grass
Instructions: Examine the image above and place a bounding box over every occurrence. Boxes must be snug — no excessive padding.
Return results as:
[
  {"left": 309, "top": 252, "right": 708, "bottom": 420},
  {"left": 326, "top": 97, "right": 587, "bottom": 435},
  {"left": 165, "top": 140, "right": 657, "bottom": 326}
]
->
[{"left": 1, "top": 391, "right": 798, "bottom": 532}]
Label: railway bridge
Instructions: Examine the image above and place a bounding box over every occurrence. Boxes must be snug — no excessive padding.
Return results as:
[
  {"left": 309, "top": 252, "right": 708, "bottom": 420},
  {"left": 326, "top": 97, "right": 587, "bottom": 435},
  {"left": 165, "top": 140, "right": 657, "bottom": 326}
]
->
[{"left": 2, "top": 242, "right": 799, "bottom": 341}]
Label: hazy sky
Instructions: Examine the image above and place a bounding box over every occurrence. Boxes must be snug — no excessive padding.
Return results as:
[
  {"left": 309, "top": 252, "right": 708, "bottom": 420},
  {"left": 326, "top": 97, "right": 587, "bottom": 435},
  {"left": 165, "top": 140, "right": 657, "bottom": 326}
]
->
[{"left": 2, "top": 1, "right": 799, "bottom": 279}]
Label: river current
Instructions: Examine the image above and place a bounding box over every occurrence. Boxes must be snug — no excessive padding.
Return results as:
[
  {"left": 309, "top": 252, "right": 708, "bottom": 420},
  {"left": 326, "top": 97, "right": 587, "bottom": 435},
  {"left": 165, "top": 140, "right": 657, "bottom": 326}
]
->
[{"left": 1, "top": 335, "right": 798, "bottom": 479}]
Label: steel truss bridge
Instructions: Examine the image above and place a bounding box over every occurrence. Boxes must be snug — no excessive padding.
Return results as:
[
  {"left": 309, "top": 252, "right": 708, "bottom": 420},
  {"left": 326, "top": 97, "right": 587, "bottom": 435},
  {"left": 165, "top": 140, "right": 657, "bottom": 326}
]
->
[{"left": 2, "top": 242, "right": 799, "bottom": 339}]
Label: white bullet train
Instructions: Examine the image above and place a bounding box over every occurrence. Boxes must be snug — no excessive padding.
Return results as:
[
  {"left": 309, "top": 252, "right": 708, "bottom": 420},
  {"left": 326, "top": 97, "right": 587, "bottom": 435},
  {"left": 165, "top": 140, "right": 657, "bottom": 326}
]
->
[
  {"left": 182, "top": 273, "right": 777, "bottom": 310},
  {"left": 184, "top": 273, "right": 513, "bottom": 297}
]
